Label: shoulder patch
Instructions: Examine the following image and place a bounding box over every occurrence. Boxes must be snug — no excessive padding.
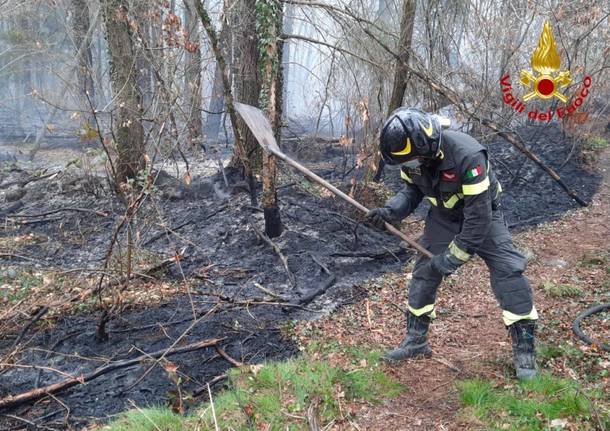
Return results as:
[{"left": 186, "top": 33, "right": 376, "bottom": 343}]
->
[{"left": 465, "top": 165, "right": 483, "bottom": 179}]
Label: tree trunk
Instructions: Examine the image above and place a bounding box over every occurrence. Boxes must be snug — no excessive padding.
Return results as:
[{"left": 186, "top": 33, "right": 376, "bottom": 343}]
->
[
  {"left": 70, "top": 0, "right": 95, "bottom": 115},
  {"left": 204, "top": 64, "right": 225, "bottom": 143},
  {"left": 18, "top": 15, "right": 32, "bottom": 134},
  {"left": 184, "top": 0, "right": 203, "bottom": 146},
  {"left": 232, "top": 0, "right": 262, "bottom": 171},
  {"left": 387, "top": 0, "right": 415, "bottom": 115},
  {"left": 258, "top": 0, "right": 283, "bottom": 238},
  {"left": 374, "top": 0, "right": 415, "bottom": 182},
  {"left": 101, "top": 0, "right": 145, "bottom": 185},
  {"left": 195, "top": 0, "right": 257, "bottom": 205},
  {"left": 281, "top": 1, "right": 295, "bottom": 116},
  {"left": 203, "top": 6, "right": 230, "bottom": 144},
  {"left": 133, "top": 0, "right": 155, "bottom": 107}
]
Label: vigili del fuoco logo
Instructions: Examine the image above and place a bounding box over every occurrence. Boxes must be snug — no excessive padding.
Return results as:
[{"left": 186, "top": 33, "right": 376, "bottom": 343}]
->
[{"left": 499, "top": 20, "right": 592, "bottom": 122}]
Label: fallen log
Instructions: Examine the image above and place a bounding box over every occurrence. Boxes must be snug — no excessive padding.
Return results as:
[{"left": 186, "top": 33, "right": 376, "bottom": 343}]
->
[
  {"left": 0, "top": 338, "right": 222, "bottom": 411},
  {"left": 297, "top": 274, "right": 336, "bottom": 305},
  {"left": 8, "top": 207, "right": 109, "bottom": 218}
]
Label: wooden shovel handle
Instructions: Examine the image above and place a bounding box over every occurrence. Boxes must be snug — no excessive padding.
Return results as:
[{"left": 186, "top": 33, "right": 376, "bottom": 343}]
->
[{"left": 274, "top": 150, "right": 433, "bottom": 258}]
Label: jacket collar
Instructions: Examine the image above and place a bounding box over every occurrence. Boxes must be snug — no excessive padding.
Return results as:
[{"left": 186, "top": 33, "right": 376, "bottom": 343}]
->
[{"left": 437, "top": 141, "right": 455, "bottom": 171}]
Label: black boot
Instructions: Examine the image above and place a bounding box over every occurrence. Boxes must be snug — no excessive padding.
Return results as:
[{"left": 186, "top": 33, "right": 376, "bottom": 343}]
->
[
  {"left": 382, "top": 311, "right": 432, "bottom": 362},
  {"left": 508, "top": 319, "right": 537, "bottom": 380}
]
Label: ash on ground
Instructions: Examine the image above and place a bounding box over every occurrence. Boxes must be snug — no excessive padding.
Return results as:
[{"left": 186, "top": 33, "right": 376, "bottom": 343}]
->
[{"left": 0, "top": 123, "right": 602, "bottom": 428}]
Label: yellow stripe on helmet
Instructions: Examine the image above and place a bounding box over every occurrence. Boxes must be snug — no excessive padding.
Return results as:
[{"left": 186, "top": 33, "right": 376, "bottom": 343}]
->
[
  {"left": 391, "top": 137, "right": 412, "bottom": 156},
  {"left": 419, "top": 119, "right": 434, "bottom": 137}
]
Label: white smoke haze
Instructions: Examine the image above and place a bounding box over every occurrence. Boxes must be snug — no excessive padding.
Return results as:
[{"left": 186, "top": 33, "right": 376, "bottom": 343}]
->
[{"left": 0, "top": 0, "right": 608, "bottom": 153}]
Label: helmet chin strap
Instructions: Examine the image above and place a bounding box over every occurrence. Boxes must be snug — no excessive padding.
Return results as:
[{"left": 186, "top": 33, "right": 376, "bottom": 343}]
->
[{"left": 434, "top": 118, "right": 443, "bottom": 158}]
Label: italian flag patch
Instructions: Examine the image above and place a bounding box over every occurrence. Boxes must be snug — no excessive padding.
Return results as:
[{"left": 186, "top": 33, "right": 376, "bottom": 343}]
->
[{"left": 466, "top": 165, "right": 482, "bottom": 178}]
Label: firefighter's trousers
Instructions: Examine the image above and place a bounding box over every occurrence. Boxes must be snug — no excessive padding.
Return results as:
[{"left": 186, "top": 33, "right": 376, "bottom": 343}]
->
[{"left": 408, "top": 207, "right": 538, "bottom": 325}]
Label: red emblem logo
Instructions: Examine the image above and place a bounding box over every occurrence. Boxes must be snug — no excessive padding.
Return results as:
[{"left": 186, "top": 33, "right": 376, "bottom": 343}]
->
[{"left": 441, "top": 171, "right": 458, "bottom": 182}]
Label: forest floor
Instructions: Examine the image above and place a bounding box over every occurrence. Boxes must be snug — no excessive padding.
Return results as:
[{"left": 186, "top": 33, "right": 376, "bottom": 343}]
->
[
  {"left": 293, "top": 145, "right": 610, "bottom": 430},
  {"left": 0, "top": 126, "right": 608, "bottom": 430}
]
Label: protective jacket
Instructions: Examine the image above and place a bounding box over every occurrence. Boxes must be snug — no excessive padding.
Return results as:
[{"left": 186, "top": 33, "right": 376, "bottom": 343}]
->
[{"left": 388, "top": 130, "right": 501, "bottom": 261}]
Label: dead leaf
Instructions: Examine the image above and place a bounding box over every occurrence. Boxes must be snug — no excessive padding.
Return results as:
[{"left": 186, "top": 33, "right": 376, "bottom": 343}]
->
[
  {"left": 339, "top": 134, "right": 351, "bottom": 147},
  {"left": 249, "top": 364, "right": 264, "bottom": 375},
  {"left": 550, "top": 418, "right": 568, "bottom": 429},
  {"left": 163, "top": 360, "right": 178, "bottom": 374}
]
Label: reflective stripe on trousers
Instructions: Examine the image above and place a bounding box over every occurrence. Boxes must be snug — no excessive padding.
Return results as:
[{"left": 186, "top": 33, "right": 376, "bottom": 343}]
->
[{"left": 407, "top": 208, "right": 537, "bottom": 324}]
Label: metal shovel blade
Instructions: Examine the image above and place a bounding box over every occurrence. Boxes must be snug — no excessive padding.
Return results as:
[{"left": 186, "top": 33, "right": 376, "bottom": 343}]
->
[{"left": 234, "top": 103, "right": 282, "bottom": 156}]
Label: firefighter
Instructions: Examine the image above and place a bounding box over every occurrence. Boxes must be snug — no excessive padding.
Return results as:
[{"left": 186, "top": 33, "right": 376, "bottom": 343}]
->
[{"left": 367, "top": 107, "right": 538, "bottom": 380}]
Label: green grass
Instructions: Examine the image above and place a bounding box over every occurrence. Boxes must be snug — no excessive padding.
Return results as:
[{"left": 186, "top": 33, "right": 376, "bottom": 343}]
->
[
  {"left": 102, "top": 345, "right": 404, "bottom": 430},
  {"left": 584, "top": 136, "right": 609, "bottom": 151},
  {"left": 542, "top": 281, "right": 583, "bottom": 298},
  {"left": 537, "top": 342, "right": 583, "bottom": 363},
  {"left": 0, "top": 269, "right": 43, "bottom": 303},
  {"left": 457, "top": 374, "right": 608, "bottom": 430},
  {"left": 104, "top": 407, "right": 186, "bottom": 431}
]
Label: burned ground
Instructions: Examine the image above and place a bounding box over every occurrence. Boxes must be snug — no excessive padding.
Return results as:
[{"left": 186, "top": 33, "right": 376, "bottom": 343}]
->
[
  {"left": 0, "top": 158, "right": 410, "bottom": 428},
  {"left": 0, "top": 124, "right": 603, "bottom": 429}
]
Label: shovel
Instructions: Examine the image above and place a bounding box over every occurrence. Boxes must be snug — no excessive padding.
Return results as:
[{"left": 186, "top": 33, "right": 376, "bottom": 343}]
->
[{"left": 234, "top": 102, "right": 433, "bottom": 258}]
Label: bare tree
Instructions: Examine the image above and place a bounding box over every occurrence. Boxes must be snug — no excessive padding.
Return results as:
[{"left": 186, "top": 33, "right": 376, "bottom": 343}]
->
[
  {"left": 70, "top": 0, "right": 95, "bottom": 116},
  {"left": 184, "top": 0, "right": 203, "bottom": 146},
  {"left": 203, "top": 3, "right": 230, "bottom": 143},
  {"left": 258, "top": 0, "right": 283, "bottom": 237},
  {"left": 387, "top": 0, "right": 415, "bottom": 114},
  {"left": 133, "top": 0, "right": 157, "bottom": 106},
  {"left": 374, "top": 0, "right": 415, "bottom": 180},
  {"left": 233, "top": 0, "right": 262, "bottom": 170},
  {"left": 196, "top": 0, "right": 258, "bottom": 205},
  {"left": 100, "top": 0, "right": 145, "bottom": 185}
]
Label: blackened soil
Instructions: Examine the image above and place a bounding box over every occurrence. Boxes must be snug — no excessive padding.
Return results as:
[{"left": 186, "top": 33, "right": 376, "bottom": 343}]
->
[
  {"left": 0, "top": 162, "right": 410, "bottom": 428},
  {"left": 0, "top": 299, "right": 298, "bottom": 429},
  {"left": 0, "top": 123, "right": 602, "bottom": 429}
]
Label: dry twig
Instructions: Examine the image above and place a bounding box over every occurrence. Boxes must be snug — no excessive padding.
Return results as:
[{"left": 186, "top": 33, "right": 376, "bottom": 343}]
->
[
  {"left": 0, "top": 338, "right": 222, "bottom": 410},
  {"left": 250, "top": 221, "right": 297, "bottom": 287}
]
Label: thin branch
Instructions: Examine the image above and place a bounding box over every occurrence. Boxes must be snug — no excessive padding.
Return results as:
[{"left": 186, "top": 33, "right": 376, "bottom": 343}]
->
[
  {"left": 0, "top": 338, "right": 223, "bottom": 410},
  {"left": 250, "top": 221, "right": 297, "bottom": 287},
  {"left": 281, "top": 33, "right": 381, "bottom": 69},
  {"left": 214, "top": 345, "right": 244, "bottom": 367}
]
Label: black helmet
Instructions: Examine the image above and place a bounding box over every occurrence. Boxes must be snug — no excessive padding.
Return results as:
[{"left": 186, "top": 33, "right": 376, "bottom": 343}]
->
[{"left": 379, "top": 107, "right": 442, "bottom": 165}]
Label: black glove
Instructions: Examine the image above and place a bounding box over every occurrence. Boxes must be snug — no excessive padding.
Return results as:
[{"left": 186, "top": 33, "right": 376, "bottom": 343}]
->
[
  {"left": 430, "top": 250, "right": 464, "bottom": 276},
  {"left": 366, "top": 207, "right": 393, "bottom": 229}
]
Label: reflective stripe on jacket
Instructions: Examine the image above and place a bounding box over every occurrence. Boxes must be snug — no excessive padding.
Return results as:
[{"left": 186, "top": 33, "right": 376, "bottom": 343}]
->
[{"left": 399, "top": 130, "right": 502, "bottom": 258}]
